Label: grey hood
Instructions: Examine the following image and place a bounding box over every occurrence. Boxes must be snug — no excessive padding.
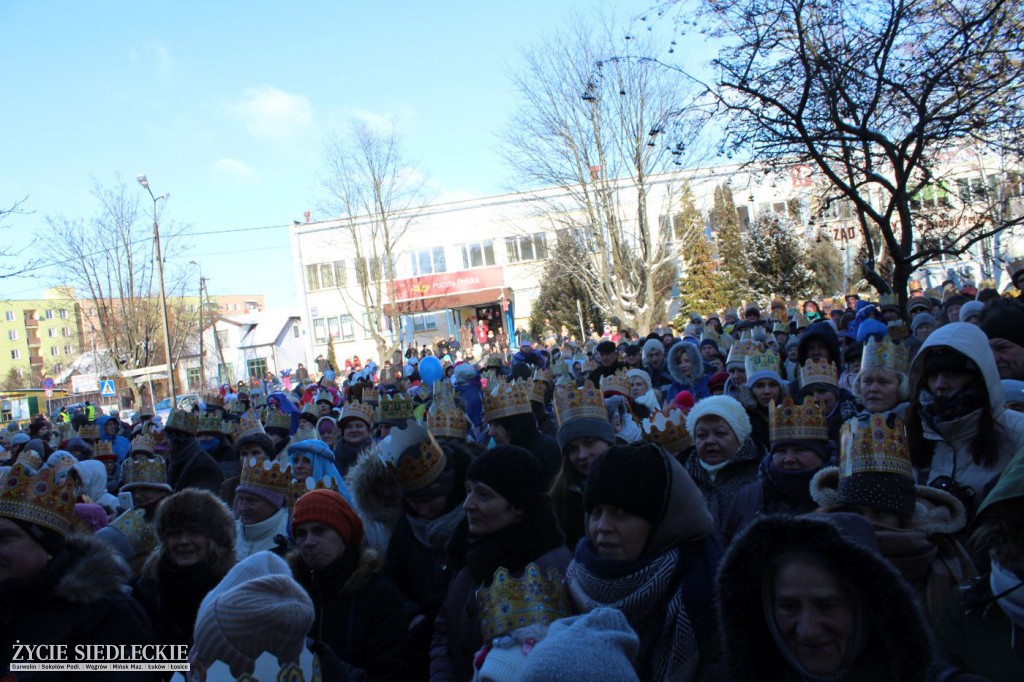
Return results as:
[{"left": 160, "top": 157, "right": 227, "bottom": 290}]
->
[
  {"left": 909, "top": 322, "right": 1004, "bottom": 417},
  {"left": 667, "top": 340, "right": 706, "bottom": 386}
]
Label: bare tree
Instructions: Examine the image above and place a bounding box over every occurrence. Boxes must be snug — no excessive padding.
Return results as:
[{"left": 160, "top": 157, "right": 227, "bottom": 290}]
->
[
  {"left": 43, "top": 177, "right": 196, "bottom": 407},
  {"left": 502, "top": 15, "right": 710, "bottom": 332},
  {"left": 667, "top": 0, "right": 1024, "bottom": 303},
  {"left": 318, "top": 120, "right": 427, "bottom": 364},
  {"left": 0, "top": 197, "right": 46, "bottom": 292}
]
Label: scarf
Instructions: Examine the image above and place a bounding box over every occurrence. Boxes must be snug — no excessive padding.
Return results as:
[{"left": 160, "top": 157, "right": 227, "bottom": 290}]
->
[
  {"left": 762, "top": 461, "right": 820, "bottom": 510},
  {"left": 698, "top": 458, "right": 730, "bottom": 481},
  {"left": 407, "top": 504, "right": 465, "bottom": 552},
  {"left": 455, "top": 517, "right": 564, "bottom": 585},
  {"left": 918, "top": 385, "right": 986, "bottom": 428},
  {"left": 567, "top": 539, "right": 698, "bottom": 682},
  {"left": 991, "top": 559, "right": 1024, "bottom": 629}
]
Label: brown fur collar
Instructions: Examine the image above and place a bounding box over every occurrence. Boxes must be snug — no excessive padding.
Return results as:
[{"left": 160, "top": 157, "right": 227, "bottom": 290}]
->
[
  {"left": 56, "top": 533, "right": 133, "bottom": 606},
  {"left": 345, "top": 447, "right": 402, "bottom": 526},
  {"left": 287, "top": 546, "right": 383, "bottom": 597}
]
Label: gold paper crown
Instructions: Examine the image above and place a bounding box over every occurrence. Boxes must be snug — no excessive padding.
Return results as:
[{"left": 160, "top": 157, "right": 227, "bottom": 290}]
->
[
  {"left": 361, "top": 387, "right": 380, "bottom": 405},
  {"left": 15, "top": 449, "right": 44, "bottom": 471},
  {"left": 582, "top": 359, "right": 597, "bottom": 372},
  {"left": 701, "top": 328, "right": 720, "bottom": 342},
  {"left": 0, "top": 462, "right": 76, "bottom": 536},
  {"left": 793, "top": 312, "right": 810, "bottom": 330},
  {"left": 131, "top": 432, "right": 156, "bottom": 455},
  {"left": 641, "top": 408, "right": 693, "bottom": 454},
  {"left": 386, "top": 424, "right": 448, "bottom": 493},
  {"left": 800, "top": 358, "right": 838, "bottom": 388},
  {"left": 203, "top": 391, "right": 225, "bottom": 408},
  {"left": 239, "top": 457, "right": 294, "bottom": 500},
  {"left": 250, "top": 393, "right": 268, "bottom": 409},
  {"left": 225, "top": 399, "right": 247, "bottom": 414},
  {"left": 477, "top": 562, "right": 570, "bottom": 643},
  {"left": 290, "top": 475, "right": 340, "bottom": 508},
  {"left": 165, "top": 408, "right": 199, "bottom": 434},
  {"left": 121, "top": 456, "right": 171, "bottom": 491},
  {"left": 340, "top": 400, "right": 375, "bottom": 425},
  {"left": 840, "top": 415, "right": 913, "bottom": 478},
  {"left": 529, "top": 369, "right": 553, "bottom": 404},
  {"left": 744, "top": 349, "right": 780, "bottom": 377},
  {"left": 483, "top": 380, "right": 532, "bottom": 421},
  {"left": 769, "top": 396, "right": 827, "bottom": 442},
  {"left": 77, "top": 423, "right": 99, "bottom": 440},
  {"left": 861, "top": 336, "right": 909, "bottom": 374},
  {"left": 879, "top": 293, "right": 899, "bottom": 309},
  {"left": 234, "top": 410, "right": 267, "bottom": 442},
  {"left": 47, "top": 452, "right": 78, "bottom": 479},
  {"left": 301, "top": 402, "right": 319, "bottom": 417},
  {"left": 108, "top": 507, "right": 158, "bottom": 559},
  {"left": 94, "top": 441, "right": 116, "bottom": 460},
  {"left": 553, "top": 381, "right": 608, "bottom": 427},
  {"left": 264, "top": 408, "right": 292, "bottom": 432},
  {"left": 197, "top": 413, "right": 225, "bottom": 434},
  {"left": 726, "top": 337, "right": 761, "bottom": 367},
  {"left": 1006, "top": 255, "right": 1024, "bottom": 279},
  {"left": 887, "top": 320, "right": 909, "bottom": 341},
  {"left": 428, "top": 382, "right": 469, "bottom": 440},
  {"left": 599, "top": 370, "right": 631, "bottom": 397},
  {"left": 772, "top": 321, "right": 789, "bottom": 334},
  {"left": 379, "top": 394, "right": 415, "bottom": 422}
]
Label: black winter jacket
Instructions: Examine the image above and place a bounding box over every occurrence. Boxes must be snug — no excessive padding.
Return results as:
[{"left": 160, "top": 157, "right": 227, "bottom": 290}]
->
[{"left": 167, "top": 439, "right": 224, "bottom": 494}]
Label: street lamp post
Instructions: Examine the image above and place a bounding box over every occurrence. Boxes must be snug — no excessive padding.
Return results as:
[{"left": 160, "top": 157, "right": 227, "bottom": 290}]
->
[
  {"left": 190, "top": 260, "right": 206, "bottom": 390},
  {"left": 137, "top": 174, "right": 176, "bottom": 407}
]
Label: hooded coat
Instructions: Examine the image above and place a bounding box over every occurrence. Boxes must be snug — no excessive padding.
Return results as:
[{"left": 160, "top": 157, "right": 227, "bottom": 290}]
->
[
  {"left": 96, "top": 414, "right": 131, "bottom": 462},
  {"left": 565, "top": 450, "right": 721, "bottom": 682},
  {"left": 714, "top": 513, "right": 933, "bottom": 682},
  {"left": 0, "top": 534, "right": 157, "bottom": 681},
  {"left": 907, "top": 323, "right": 1024, "bottom": 515},
  {"left": 664, "top": 341, "right": 710, "bottom": 404},
  {"left": 346, "top": 448, "right": 403, "bottom": 554},
  {"left": 167, "top": 436, "right": 224, "bottom": 495},
  {"left": 73, "top": 459, "right": 120, "bottom": 514}
]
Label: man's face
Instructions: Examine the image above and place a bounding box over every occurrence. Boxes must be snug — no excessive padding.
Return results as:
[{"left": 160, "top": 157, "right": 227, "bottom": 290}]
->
[
  {"left": 646, "top": 347, "right": 665, "bottom": 369},
  {"left": 804, "top": 338, "right": 831, "bottom": 363},
  {"left": 599, "top": 350, "right": 617, "bottom": 367},
  {"left": 990, "top": 338, "right": 1024, "bottom": 380}
]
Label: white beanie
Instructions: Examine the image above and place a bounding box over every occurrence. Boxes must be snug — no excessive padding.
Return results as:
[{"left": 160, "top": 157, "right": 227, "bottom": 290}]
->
[
  {"left": 193, "top": 552, "right": 314, "bottom": 677},
  {"left": 685, "top": 395, "right": 752, "bottom": 443},
  {"left": 641, "top": 338, "right": 664, "bottom": 363}
]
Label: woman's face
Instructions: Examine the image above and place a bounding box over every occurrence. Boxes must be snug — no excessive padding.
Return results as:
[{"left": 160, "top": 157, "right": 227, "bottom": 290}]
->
[
  {"left": 676, "top": 351, "right": 692, "bottom": 375},
  {"left": 0, "top": 518, "right": 51, "bottom": 581},
  {"left": 318, "top": 423, "right": 337, "bottom": 446},
  {"left": 926, "top": 369, "right": 974, "bottom": 398},
  {"left": 105, "top": 420, "right": 118, "bottom": 435},
  {"left": 292, "top": 455, "right": 313, "bottom": 482},
  {"left": 405, "top": 495, "right": 448, "bottom": 520},
  {"left": 858, "top": 367, "right": 902, "bottom": 413},
  {"left": 294, "top": 521, "right": 345, "bottom": 570},
  {"left": 487, "top": 421, "right": 510, "bottom": 445},
  {"left": 343, "top": 420, "right": 370, "bottom": 445},
  {"left": 164, "top": 529, "right": 211, "bottom": 569},
  {"left": 773, "top": 557, "right": 856, "bottom": 677},
  {"left": 463, "top": 480, "right": 521, "bottom": 536},
  {"left": 751, "top": 379, "right": 782, "bottom": 408},
  {"left": 236, "top": 491, "right": 279, "bottom": 525},
  {"left": 588, "top": 504, "right": 651, "bottom": 561},
  {"left": 772, "top": 444, "right": 822, "bottom": 471},
  {"left": 628, "top": 377, "right": 648, "bottom": 398},
  {"left": 694, "top": 416, "right": 740, "bottom": 465},
  {"left": 566, "top": 437, "right": 609, "bottom": 477}
]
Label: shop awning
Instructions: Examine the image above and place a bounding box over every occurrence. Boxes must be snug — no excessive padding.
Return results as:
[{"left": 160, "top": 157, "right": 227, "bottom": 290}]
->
[{"left": 384, "top": 287, "right": 512, "bottom": 316}]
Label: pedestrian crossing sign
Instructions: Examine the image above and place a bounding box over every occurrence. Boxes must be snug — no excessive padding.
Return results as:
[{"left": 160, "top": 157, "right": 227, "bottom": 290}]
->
[{"left": 100, "top": 379, "right": 116, "bottom": 397}]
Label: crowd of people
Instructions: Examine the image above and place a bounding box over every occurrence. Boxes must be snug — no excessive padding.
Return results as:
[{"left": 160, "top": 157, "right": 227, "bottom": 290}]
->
[{"left": 3, "top": 270, "right": 1024, "bottom": 681}]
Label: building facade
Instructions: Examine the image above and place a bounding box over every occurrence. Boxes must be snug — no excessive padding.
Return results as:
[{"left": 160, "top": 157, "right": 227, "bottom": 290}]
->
[{"left": 0, "top": 293, "right": 81, "bottom": 383}]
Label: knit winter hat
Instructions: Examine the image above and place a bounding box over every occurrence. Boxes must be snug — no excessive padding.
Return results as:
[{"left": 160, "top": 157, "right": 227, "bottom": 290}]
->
[
  {"left": 11, "top": 433, "right": 30, "bottom": 446},
  {"left": 685, "top": 395, "right": 752, "bottom": 443},
  {"left": 193, "top": 552, "right": 314, "bottom": 678},
  {"left": 641, "top": 338, "right": 664, "bottom": 363},
  {"left": 517, "top": 608, "right": 640, "bottom": 682},
  {"left": 454, "top": 363, "right": 478, "bottom": 384},
  {"left": 707, "top": 372, "right": 729, "bottom": 393},
  {"left": 154, "top": 489, "right": 236, "bottom": 553},
  {"left": 234, "top": 431, "right": 276, "bottom": 459},
  {"left": 958, "top": 300, "right": 985, "bottom": 323},
  {"left": 291, "top": 488, "right": 364, "bottom": 548},
  {"left": 584, "top": 444, "right": 669, "bottom": 527},
  {"left": 981, "top": 304, "right": 1024, "bottom": 349},
  {"left": 466, "top": 445, "right": 546, "bottom": 512},
  {"left": 910, "top": 312, "right": 937, "bottom": 334}
]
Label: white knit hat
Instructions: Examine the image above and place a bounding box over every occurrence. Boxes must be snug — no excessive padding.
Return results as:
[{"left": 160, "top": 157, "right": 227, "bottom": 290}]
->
[
  {"left": 685, "top": 395, "right": 752, "bottom": 443},
  {"left": 192, "top": 552, "right": 314, "bottom": 677}
]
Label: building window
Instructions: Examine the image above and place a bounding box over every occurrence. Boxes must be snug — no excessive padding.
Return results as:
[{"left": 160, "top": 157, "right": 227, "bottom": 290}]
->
[
  {"left": 313, "top": 318, "right": 328, "bottom": 343},
  {"left": 293, "top": 324, "right": 300, "bottom": 338},
  {"left": 505, "top": 233, "right": 548, "bottom": 263},
  {"left": 7, "top": 330, "right": 16, "bottom": 341},
  {"left": 59, "top": 309, "right": 68, "bottom": 319},
  {"left": 62, "top": 327, "right": 72, "bottom": 337},
  {"left": 10, "top": 350, "right": 19, "bottom": 360},
  {"left": 45, "top": 309, "right": 54, "bottom": 320},
  {"left": 4, "top": 311, "right": 13, "bottom": 322},
  {"left": 333, "top": 260, "right": 347, "bottom": 288},
  {"left": 319, "top": 263, "right": 335, "bottom": 289},
  {"left": 339, "top": 315, "right": 356, "bottom": 341},
  {"left": 50, "top": 346, "right": 60, "bottom": 356},
  {"left": 956, "top": 176, "right": 988, "bottom": 204},
  {"left": 247, "top": 357, "right": 268, "bottom": 380},
  {"left": 218, "top": 363, "right": 234, "bottom": 385},
  {"left": 48, "top": 328, "right": 56, "bottom": 338},
  {"left": 459, "top": 241, "right": 496, "bottom": 269},
  {"left": 64, "top": 345, "right": 73, "bottom": 354},
  {"left": 186, "top": 367, "right": 202, "bottom": 390},
  {"left": 409, "top": 313, "right": 437, "bottom": 332},
  {"left": 409, "top": 248, "right": 447, "bottom": 276},
  {"left": 216, "top": 331, "right": 229, "bottom": 350},
  {"left": 306, "top": 264, "right": 320, "bottom": 291},
  {"left": 328, "top": 317, "right": 341, "bottom": 340},
  {"left": 911, "top": 184, "right": 952, "bottom": 210}
]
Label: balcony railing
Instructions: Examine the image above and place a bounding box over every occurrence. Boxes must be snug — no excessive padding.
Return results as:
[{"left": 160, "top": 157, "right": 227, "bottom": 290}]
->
[{"left": 29, "top": 355, "right": 43, "bottom": 365}]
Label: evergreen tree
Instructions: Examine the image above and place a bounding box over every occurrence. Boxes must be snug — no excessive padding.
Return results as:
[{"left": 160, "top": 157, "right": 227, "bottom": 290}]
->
[
  {"left": 746, "top": 211, "right": 813, "bottom": 301},
  {"left": 674, "top": 184, "right": 737, "bottom": 320},
  {"left": 326, "top": 336, "right": 338, "bottom": 372},
  {"left": 709, "top": 184, "right": 750, "bottom": 297},
  {"left": 805, "top": 237, "right": 845, "bottom": 297},
  {"left": 529, "top": 231, "right": 602, "bottom": 341}
]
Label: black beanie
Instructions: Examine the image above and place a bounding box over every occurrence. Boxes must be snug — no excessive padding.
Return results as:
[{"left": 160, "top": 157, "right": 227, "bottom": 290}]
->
[
  {"left": 837, "top": 472, "right": 917, "bottom": 519},
  {"left": 921, "top": 348, "right": 977, "bottom": 378},
  {"left": 771, "top": 438, "right": 830, "bottom": 463},
  {"left": 466, "top": 445, "right": 546, "bottom": 511},
  {"left": 557, "top": 417, "right": 616, "bottom": 453},
  {"left": 981, "top": 305, "right": 1024, "bottom": 349},
  {"left": 584, "top": 444, "right": 669, "bottom": 527}
]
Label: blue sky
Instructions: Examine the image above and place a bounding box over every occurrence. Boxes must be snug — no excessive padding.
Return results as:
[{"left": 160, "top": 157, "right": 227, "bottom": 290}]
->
[{"left": 0, "top": 1, "right": 682, "bottom": 308}]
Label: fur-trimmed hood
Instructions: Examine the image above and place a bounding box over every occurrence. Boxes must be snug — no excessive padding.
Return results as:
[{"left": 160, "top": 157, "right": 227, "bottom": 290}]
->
[
  {"left": 810, "top": 466, "right": 968, "bottom": 534},
  {"left": 345, "top": 447, "right": 402, "bottom": 526},
  {"left": 667, "top": 340, "right": 706, "bottom": 386},
  {"left": 55, "top": 533, "right": 134, "bottom": 606},
  {"left": 288, "top": 546, "right": 384, "bottom": 597},
  {"left": 717, "top": 513, "right": 932, "bottom": 682}
]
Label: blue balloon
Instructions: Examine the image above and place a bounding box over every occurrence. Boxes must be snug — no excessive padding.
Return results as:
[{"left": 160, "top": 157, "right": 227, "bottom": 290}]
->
[{"left": 418, "top": 356, "right": 444, "bottom": 384}]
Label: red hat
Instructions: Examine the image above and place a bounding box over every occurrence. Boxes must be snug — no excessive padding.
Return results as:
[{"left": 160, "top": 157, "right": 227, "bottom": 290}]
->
[
  {"left": 672, "top": 391, "right": 695, "bottom": 411},
  {"left": 291, "top": 489, "right": 363, "bottom": 548},
  {"left": 708, "top": 372, "right": 730, "bottom": 393}
]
